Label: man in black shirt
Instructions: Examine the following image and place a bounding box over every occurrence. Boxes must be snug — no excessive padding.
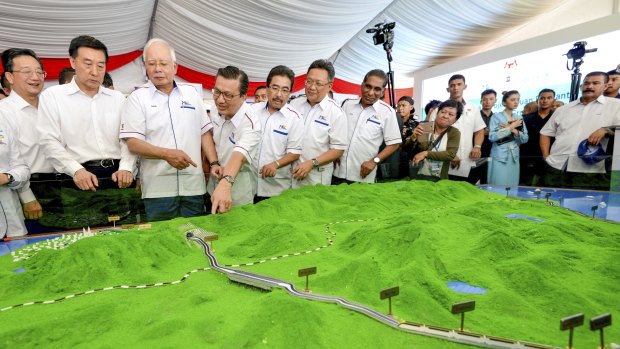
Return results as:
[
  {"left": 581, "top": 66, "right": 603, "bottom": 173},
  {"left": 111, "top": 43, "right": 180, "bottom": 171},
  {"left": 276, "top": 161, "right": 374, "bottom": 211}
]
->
[
  {"left": 469, "top": 89, "right": 496, "bottom": 184},
  {"left": 520, "top": 88, "right": 555, "bottom": 186}
]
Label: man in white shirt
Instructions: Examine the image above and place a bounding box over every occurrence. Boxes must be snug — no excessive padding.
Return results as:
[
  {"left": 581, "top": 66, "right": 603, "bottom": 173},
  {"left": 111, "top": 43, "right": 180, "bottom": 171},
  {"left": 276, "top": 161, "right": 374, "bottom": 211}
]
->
[
  {"left": 121, "top": 38, "right": 218, "bottom": 221},
  {"left": 289, "top": 59, "right": 347, "bottom": 186},
  {"left": 37, "top": 36, "right": 137, "bottom": 228},
  {"left": 540, "top": 71, "right": 620, "bottom": 190},
  {"left": 429, "top": 74, "right": 486, "bottom": 182},
  {"left": 0, "top": 114, "right": 30, "bottom": 238},
  {"left": 207, "top": 66, "right": 262, "bottom": 213},
  {"left": 334, "top": 69, "right": 401, "bottom": 183},
  {"left": 0, "top": 48, "right": 50, "bottom": 227},
  {"left": 251, "top": 65, "right": 303, "bottom": 201},
  {"left": 38, "top": 35, "right": 135, "bottom": 191}
]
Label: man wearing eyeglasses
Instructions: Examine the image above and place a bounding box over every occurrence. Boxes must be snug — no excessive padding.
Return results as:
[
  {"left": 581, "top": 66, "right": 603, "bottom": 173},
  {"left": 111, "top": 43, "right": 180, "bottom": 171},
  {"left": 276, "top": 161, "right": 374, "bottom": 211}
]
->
[
  {"left": 251, "top": 65, "right": 303, "bottom": 201},
  {"left": 38, "top": 36, "right": 136, "bottom": 192},
  {"left": 0, "top": 48, "right": 50, "bottom": 232},
  {"left": 333, "top": 69, "right": 401, "bottom": 183},
  {"left": 289, "top": 59, "right": 347, "bottom": 187},
  {"left": 207, "top": 66, "right": 261, "bottom": 213},
  {"left": 121, "top": 38, "right": 218, "bottom": 221}
]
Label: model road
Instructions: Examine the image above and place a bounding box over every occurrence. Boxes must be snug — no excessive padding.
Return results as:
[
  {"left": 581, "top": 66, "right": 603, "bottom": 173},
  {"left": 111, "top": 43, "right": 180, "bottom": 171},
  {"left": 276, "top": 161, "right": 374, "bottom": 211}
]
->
[{"left": 186, "top": 232, "right": 559, "bottom": 349}]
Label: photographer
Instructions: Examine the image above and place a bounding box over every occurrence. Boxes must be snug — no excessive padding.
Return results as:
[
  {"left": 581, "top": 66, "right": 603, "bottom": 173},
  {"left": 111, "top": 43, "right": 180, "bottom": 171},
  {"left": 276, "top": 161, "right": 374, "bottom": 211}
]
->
[{"left": 397, "top": 96, "right": 418, "bottom": 142}]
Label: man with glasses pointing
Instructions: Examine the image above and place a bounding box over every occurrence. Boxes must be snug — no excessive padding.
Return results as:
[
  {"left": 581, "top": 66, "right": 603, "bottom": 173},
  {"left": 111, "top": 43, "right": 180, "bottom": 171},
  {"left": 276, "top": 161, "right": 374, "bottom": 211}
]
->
[
  {"left": 207, "top": 66, "right": 261, "bottom": 213},
  {"left": 289, "top": 59, "right": 347, "bottom": 187}
]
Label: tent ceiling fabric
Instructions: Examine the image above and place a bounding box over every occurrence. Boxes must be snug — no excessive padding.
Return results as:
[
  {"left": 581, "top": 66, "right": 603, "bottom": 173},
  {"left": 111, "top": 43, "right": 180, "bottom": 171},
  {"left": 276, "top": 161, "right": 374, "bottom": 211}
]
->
[{"left": 0, "top": 0, "right": 567, "bottom": 89}]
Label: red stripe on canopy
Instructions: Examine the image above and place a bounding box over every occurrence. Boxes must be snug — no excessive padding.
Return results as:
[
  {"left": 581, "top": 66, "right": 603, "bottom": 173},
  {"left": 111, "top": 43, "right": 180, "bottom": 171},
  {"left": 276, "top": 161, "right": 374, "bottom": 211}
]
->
[{"left": 37, "top": 50, "right": 143, "bottom": 80}]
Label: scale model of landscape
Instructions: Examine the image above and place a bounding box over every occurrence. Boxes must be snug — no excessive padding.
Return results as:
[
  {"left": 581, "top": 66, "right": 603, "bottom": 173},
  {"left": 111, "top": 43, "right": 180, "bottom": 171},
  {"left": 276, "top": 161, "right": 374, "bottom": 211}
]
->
[{"left": 0, "top": 181, "right": 618, "bottom": 348}]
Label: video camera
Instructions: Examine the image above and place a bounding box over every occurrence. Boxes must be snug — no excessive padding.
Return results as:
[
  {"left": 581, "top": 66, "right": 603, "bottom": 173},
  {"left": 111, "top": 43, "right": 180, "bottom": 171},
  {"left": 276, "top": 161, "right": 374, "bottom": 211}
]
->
[
  {"left": 565, "top": 41, "right": 597, "bottom": 60},
  {"left": 366, "top": 21, "right": 396, "bottom": 49}
]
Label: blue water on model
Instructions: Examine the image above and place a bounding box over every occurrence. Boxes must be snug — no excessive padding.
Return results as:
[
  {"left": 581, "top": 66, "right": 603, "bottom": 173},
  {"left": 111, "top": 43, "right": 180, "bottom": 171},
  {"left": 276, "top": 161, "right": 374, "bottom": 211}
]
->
[{"left": 448, "top": 281, "right": 488, "bottom": 294}]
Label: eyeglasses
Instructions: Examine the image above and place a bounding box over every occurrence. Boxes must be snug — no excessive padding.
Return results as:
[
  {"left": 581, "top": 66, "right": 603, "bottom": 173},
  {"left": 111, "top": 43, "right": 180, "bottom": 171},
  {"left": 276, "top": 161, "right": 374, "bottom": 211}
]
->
[
  {"left": 268, "top": 85, "right": 291, "bottom": 94},
  {"left": 10, "top": 69, "right": 46, "bottom": 78},
  {"left": 304, "top": 79, "right": 330, "bottom": 88},
  {"left": 212, "top": 88, "right": 241, "bottom": 101},
  {"left": 145, "top": 60, "right": 172, "bottom": 69}
]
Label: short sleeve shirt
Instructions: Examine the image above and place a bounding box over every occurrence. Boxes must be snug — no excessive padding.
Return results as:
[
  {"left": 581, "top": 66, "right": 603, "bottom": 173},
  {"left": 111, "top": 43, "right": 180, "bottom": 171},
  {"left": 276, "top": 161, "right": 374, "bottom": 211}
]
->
[
  {"left": 334, "top": 98, "right": 401, "bottom": 183},
  {"left": 120, "top": 81, "right": 212, "bottom": 198},
  {"left": 540, "top": 95, "right": 620, "bottom": 173},
  {"left": 207, "top": 102, "right": 261, "bottom": 205}
]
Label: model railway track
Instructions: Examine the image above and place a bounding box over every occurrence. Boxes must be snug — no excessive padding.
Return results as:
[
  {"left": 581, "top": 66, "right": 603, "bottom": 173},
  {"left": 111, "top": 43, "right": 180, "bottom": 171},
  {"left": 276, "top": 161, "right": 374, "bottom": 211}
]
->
[{"left": 187, "top": 233, "right": 560, "bottom": 349}]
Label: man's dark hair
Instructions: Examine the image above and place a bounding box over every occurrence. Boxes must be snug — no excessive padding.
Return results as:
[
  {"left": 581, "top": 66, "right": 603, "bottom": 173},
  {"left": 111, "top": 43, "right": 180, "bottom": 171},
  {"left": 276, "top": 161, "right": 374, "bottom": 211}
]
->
[
  {"left": 362, "top": 69, "right": 388, "bottom": 88},
  {"left": 481, "top": 89, "right": 496, "bottom": 99},
  {"left": 607, "top": 69, "right": 620, "bottom": 77},
  {"left": 69, "top": 35, "right": 109, "bottom": 62},
  {"left": 307, "top": 59, "right": 335, "bottom": 82},
  {"left": 424, "top": 99, "right": 441, "bottom": 116},
  {"left": 437, "top": 99, "right": 464, "bottom": 120},
  {"left": 266, "top": 65, "right": 295, "bottom": 90},
  {"left": 103, "top": 72, "right": 114, "bottom": 88},
  {"left": 253, "top": 85, "right": 267, "bottom": 94},
  {"left": 502, "top": 90, "right": 519, "bottom": 103},
  {"left": 448, "top": 74, "right": 466, "bottom": 84},
  {"left": 58, "top": 67, "right": 75, "bottom": 84},
  {"left": 585, "top": 71, "right": 609, "bottom": 83},
  {"left": 1, "top": 71, "right": 10, "bottom": 91},
  {"left": 1, "top": 48, "right": 43, "bottom": 73},
  {"left": 538, "top": 88, "right": 555, "bottom": 98},
  {"left": 217, "top": 65, "right": 249, "bottom": 96}
]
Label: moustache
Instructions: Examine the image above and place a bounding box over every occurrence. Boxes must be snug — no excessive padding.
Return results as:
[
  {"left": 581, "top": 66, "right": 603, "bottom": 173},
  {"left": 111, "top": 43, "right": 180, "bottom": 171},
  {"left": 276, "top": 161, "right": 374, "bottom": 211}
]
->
[{"left": 584, "top": 89, "right": 595, "bottom": 93}]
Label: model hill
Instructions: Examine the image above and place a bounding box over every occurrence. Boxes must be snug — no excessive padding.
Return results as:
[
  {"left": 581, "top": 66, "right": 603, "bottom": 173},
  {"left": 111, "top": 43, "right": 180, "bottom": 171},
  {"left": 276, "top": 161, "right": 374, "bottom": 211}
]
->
[{"left": 0, "top": 180, "right": 618, "bottom": 348}]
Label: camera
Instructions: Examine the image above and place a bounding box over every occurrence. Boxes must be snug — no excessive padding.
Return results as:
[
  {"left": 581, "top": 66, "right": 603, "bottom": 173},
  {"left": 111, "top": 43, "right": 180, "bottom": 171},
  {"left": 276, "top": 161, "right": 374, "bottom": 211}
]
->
[
  {"left": 566, "top": 41, "right": 597, "bottom": 60},
  {"left": 366, "top": 21, "right": 395, "bottom": 49}
]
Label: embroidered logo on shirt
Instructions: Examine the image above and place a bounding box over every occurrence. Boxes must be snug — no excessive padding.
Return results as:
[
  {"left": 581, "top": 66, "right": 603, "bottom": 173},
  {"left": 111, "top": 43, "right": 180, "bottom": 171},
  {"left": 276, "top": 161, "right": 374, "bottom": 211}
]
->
[
  {"left": 314, "top": 115, "right": 329, "bottom": 126},
  {"left": 180, "top": 100, "right": 195, "bottom": 110},
  {"left": 229, "top": 132, "right": 236, "bottom": 144},
  {"left": 273, "top": 126, "right": 288, "bottom": 136},
  {"left": 0, "top": 129, "right": 4, "bottom": 145},
  {"left": 367, "top": 114, "right": 381, "bottom": 125}
]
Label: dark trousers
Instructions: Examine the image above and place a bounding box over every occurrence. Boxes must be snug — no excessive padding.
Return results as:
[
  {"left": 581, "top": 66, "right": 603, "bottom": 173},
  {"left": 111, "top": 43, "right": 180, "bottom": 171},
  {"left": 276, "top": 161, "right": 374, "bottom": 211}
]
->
[
  {"left": 144, "top": 195, "right": 205, "bottom": 222},
  {"left": 543, "top": 163, "right": 610, "bottom": 191}
]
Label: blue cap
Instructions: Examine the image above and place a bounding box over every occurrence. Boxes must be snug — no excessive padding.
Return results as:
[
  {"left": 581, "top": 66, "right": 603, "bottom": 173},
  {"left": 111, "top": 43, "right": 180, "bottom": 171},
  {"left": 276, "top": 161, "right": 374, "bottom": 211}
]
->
[{"left": 577, "top": 139, "right": 606, "bottom": 165}]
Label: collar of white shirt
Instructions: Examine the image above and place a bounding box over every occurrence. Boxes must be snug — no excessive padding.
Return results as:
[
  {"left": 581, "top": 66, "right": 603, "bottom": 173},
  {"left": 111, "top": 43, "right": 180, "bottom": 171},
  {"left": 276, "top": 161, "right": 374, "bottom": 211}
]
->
[
  {"left": 5, "top": 90, "right": 32, "bottom": 111},
  {"left": 66, "top": 77, "right": 113, "bottom": 97},
  {"left": 214, "top": 102, "right": 251, "bottom": 128}
]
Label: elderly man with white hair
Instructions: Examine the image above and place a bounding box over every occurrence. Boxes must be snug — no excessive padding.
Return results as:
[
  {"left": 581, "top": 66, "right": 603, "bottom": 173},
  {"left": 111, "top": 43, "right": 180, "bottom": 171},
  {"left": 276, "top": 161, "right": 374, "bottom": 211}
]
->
[{"left": 120, "top": 38, "right": 218, "bottom": 221}]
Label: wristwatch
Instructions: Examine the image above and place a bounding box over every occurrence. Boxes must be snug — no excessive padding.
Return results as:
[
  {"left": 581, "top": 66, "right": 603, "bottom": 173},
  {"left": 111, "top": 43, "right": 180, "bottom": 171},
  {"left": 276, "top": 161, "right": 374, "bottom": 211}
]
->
[
  {"left": 4, "top": 173, "right": 14, "bottom": 184},
  {"left": 311, "top": 158, "right": 319, "bottom": 168},
  {"left": 373, "top": 157, "right": 381, "bottom": 164},
  {"left": 209, "top": 161, "right": 221, "bottom": 167},
  {"left": 222, "top": 175, "right": 235, "bottom": 185}
]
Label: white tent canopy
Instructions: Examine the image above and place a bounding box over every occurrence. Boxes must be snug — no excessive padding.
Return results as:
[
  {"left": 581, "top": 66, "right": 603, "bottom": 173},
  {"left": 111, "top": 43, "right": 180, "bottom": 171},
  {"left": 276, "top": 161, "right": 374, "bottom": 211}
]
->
[{"left": 0, "top": 0, "right": 615, "bottom": 94}]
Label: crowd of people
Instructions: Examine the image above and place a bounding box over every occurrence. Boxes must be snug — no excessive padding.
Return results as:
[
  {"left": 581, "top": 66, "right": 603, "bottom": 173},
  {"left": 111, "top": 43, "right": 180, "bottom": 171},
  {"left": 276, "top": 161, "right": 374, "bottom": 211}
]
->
[{"left": 1, "top": 34, "right": 619, "bottom": 238}]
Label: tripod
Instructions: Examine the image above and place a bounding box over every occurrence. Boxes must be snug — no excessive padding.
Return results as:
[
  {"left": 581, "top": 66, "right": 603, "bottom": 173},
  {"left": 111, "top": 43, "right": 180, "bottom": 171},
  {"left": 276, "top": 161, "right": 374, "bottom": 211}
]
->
[
  {"left": 568, "top": 57, "right": 584, "bottom": 102},
  {"left": 383, "top": 42, "right": 396, "bottom": 108}
]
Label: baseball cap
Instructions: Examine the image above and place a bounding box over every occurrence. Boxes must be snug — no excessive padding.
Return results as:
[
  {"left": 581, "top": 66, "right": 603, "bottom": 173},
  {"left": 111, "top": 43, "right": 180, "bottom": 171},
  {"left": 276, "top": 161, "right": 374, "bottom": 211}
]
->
[{"left": 577, "top": 139, "right": 606, "bottom": 165}]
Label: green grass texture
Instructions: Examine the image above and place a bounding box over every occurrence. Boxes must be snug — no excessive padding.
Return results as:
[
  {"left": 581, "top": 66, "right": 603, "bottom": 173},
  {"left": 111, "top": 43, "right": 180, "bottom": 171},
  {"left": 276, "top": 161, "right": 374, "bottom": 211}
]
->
[{"left": 1, "top": 180, "right": 618, "bottom": 348}]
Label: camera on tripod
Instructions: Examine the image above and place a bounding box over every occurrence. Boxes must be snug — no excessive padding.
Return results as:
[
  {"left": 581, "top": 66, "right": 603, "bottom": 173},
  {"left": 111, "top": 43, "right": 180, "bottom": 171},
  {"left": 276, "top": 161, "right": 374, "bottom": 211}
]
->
[
  {"left": 366, "top": 21, "right": 396, "bottom": 49},
  {"left": 566, "top": 41, "right": 597, "bottom": 60}
]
